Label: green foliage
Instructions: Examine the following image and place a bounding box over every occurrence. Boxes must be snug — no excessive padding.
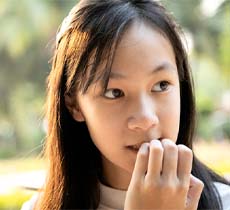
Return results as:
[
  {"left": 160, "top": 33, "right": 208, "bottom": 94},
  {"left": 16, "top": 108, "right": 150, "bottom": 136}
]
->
[
  {"left": 194, "top": 55, "right": 223, "bottom": 107},
  {"left": 219, "top": 3, "right": 230, "bottom": 86},
  {"left": 0, "top": 0, "right": 229, "bottom": 158},
  {"left": 223, "top": 120, "right": 230, "bottom": 139},
  {"left": 0, "top": 0, "right": 77, "bottom": 157}
]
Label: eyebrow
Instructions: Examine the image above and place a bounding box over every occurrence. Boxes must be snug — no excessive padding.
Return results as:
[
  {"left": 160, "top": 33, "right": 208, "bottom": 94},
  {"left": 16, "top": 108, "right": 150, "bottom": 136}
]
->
[{"left": 109, "top": 62, "right": 177, "bottom": 80}]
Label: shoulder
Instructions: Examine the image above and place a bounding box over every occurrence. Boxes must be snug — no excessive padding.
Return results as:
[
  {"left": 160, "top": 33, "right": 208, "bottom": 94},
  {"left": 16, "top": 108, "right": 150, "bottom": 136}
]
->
[
  {"left": 213, "top": 182, "right": 230, "bottom": 210},
  {"left": 21, "top": 193, "right": 39, "bottom": 210}
]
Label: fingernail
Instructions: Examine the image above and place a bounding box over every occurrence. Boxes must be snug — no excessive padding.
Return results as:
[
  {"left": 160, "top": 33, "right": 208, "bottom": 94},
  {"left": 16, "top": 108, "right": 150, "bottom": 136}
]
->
[
  {"left": 139, "top": 143, "right": 149, "bottom": 154},
  {"left": 150, "top": 139, "right": 161, "bottom": 146}
]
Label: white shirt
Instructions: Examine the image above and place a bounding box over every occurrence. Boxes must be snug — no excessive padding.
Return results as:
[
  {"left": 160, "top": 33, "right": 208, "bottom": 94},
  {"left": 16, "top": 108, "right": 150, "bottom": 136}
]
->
[
  {"left": 21, "top": 181, "right": 230, "bottom": 210},
  {"left": 214, "top": 182, "right": 230, "bottom": 210}
]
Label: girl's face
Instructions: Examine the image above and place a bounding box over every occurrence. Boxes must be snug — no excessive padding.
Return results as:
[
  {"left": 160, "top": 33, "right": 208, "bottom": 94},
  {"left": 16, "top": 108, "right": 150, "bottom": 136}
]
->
[{"left": 70, "top": 21, "right": 180, "bottom": 190}]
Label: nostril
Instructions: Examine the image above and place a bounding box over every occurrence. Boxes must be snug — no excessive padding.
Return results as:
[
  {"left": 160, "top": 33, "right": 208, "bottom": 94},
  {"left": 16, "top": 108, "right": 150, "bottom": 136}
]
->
[{"left": 127, "top": 115, "right": 159, "bottom": 131}]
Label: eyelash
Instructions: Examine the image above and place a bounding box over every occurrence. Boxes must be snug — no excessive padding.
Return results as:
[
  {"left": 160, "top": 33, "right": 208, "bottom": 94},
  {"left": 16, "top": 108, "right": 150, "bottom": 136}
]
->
[{"left": 103, "top": 81, "right": 171, "bottom": 100}]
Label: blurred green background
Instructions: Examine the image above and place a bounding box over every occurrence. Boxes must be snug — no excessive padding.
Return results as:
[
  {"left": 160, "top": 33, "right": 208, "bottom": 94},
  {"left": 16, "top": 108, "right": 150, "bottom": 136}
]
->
[{"left": 0, "top": 0, "right": 229, "bottom": 209}]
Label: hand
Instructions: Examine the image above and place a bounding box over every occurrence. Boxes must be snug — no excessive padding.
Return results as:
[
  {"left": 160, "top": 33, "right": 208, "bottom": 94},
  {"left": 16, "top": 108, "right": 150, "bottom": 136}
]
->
[{"left": 124, "top": 139, "right": 204, "bottom": 210}]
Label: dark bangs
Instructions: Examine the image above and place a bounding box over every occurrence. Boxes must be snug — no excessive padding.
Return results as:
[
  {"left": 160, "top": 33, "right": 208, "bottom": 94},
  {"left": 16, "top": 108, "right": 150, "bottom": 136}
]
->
[
  {"left": 61, "top": 1, "right": 137, "bottom": 97},
  {"left": 61, "top": 0, "right": 187, "bottom": 98}
]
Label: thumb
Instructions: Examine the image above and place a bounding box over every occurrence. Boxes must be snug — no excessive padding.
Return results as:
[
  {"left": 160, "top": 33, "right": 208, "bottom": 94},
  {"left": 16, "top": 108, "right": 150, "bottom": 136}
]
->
[{"left": 186, "top": 174, "right": 204, "bottom": 210}]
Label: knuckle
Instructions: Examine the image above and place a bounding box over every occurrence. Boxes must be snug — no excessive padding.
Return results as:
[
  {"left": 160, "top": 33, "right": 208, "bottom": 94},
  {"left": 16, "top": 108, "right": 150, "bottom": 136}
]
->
[
  {"left": 198, "top": 180, "right": 204, "bottom": 189},
  {"left": 131, "top": 179, "right": 142, "bottom": 191},
  {"left": 144, "top": 181, "right": 154, "bottom": 192},
  {"left": 163, "top": 141, "right": 177, "bottom": 153},
  {"left": 161, "top": 138, "right": 171, "bottom": 145},
  {"left": 193, "top": 176, "right": 204, "bottom": 191},
  {"left": 177, "top": 181, "right": 189, "bottom": 194},
  {"left": 143, "top": 180, "right": 158, "bottom": 193},
  {"left": 136, "top": 153, "right": 148, "bottom": 164},
  {"left": 137, "top": 144, "right": 149, "bottom": 158},
  {"left": 150, "top": 142, "right": 163, "bottom": 154},
  {"left": 161, "top": 180, "right": 176, "bottom": 193},
  {"left": 138, "top": 151, "right": 148, "bottom": 159},
  {"left": 178, "top": 144, "right": 193, "bottom": 157}
]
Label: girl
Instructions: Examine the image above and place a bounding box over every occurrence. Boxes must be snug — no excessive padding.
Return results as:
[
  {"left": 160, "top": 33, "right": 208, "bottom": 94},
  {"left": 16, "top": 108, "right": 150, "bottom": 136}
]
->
[{"left": 22, "top": 0, "right": 230, "bottom": 209}]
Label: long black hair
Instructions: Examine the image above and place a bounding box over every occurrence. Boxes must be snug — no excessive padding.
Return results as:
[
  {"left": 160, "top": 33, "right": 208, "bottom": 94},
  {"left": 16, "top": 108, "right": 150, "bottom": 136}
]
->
[{"left": 36, "top": 0, "right": 229, "bottom": 209}]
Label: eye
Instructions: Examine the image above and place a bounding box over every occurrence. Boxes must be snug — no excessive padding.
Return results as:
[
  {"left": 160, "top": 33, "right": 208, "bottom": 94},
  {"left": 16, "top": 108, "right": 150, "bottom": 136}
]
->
[
  {"left": 103, "top": 88, "right": 124, "bottom": 99},
  {"left": 152, "top": 81, "right": 170, "bottom": 92}
]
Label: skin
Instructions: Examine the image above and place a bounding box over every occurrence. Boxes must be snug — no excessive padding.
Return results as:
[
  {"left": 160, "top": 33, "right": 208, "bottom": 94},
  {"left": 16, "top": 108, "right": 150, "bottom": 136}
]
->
[
  {"left": 66, "top": 21, "right": 203, "bottom": 209},
  {"left": 125, "top": 140, "right": 204, "bottom": 210}
]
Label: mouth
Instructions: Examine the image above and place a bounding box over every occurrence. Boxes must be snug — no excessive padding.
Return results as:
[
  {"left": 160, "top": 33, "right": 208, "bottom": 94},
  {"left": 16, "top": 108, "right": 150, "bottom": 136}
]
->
[
  {"left": 126, "top": 138, "right": 162, "bottom": 152},
  {"left": 127, "top": 146, "right": 139, "bottom": 153},
  {"left": 127, "top": 144, "right": 142, "bottom": 152},
  {"left": 127, "top": 142, "right": 149, "bottom": 153}
]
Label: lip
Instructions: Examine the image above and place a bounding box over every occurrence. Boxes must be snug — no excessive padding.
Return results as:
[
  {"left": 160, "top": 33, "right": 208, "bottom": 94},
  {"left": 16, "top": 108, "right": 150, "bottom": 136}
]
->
[
  {"left": 127, "top": 146, "right": 139, "bottom": 153},
  {"left": 127, "top": 142, "right": 148, "bottom": 150},
  {"left": 126, "top": 138, "right": 162, "bottom": 150}
]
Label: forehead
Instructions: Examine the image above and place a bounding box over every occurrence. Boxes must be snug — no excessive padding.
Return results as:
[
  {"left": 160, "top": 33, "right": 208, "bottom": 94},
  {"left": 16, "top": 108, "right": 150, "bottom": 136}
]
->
[
  {"left": 110, "top": 21, "right": 177, "bottom": 78},
  {"left": 79, "top": 20, "right": 177, "bottom": 94}
]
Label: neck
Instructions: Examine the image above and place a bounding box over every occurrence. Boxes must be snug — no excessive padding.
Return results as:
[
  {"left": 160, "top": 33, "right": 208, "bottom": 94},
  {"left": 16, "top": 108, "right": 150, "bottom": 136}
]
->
[{"left": 101, "top": 157, "right": 131, "bottom": 190}]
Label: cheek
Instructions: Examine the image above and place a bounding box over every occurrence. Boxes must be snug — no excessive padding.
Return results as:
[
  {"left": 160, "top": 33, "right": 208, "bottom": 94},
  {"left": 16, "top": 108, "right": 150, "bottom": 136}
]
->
[
  {"left": 160, "top": 91, "right": 180, "bottom": 142},
  {"left": 82, "top": 103, "right": 122, "bottom": 145},
  {"left": 85, "top": 105, "right": 118, "bottom": 129}
]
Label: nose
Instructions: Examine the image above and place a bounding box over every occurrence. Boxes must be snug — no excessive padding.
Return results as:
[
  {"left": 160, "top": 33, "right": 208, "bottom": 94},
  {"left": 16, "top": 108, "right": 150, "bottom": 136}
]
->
[{"left": 127, "top": 95, "right": 159, "bottom": 131}]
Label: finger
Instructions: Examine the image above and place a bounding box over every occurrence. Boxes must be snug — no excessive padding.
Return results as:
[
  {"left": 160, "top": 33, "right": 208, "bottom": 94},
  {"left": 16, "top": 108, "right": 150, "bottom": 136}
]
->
[
  {"left": 186, "top": 174, "right": 204, "bottom": 210},
  {"left": 177, "top": 144, "right": 193, "bottom": 184},
  {"left": 131, "top": 143, "right": 149, "bottom": 183},
  {"left": 146, "top": 139, "right": 163, "bottom": 179},
  {"left": 161, "top": 139, "right": 178, "bottom": 178}
]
